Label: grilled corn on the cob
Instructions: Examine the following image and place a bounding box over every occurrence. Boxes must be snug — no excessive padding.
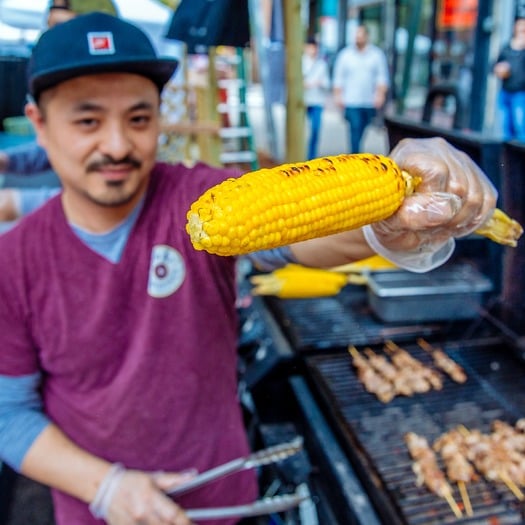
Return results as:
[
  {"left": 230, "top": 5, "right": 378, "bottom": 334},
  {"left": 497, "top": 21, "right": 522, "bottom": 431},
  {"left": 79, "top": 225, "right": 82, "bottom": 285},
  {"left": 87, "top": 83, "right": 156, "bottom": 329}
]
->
[
  {"left": 250, "top": 255, "right": 398, "bottom": 298},
  {"left": 186, "top": 153, "right": 523, "bottom": 256},
  {"left": 250, "top": 264, "right": 349, "bottom": 298}
]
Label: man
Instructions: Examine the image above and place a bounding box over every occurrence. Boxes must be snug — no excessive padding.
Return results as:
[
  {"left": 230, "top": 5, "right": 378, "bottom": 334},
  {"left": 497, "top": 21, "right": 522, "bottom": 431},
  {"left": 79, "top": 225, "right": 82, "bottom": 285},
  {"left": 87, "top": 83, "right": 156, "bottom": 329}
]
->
[
  {"left": 333, "top": 24, "right": 389, "bottom": 153},
  {"left": 493, "top": 17, "right": 525, "bottom": 142},
  {"left": 0, "top": 12, "right": 497, "bottom": 525}
]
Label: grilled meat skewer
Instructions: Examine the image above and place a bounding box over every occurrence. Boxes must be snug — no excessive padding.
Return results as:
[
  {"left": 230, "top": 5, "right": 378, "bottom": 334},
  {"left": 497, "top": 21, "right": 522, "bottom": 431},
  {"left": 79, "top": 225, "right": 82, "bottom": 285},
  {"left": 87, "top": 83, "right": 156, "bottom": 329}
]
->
[
  {"left": 385, "top": 340, "right": 443, "bottom": 392},
  {"left": 405, "top": 432, "right": 463, "bottom": 518},
  {"left": 348, "top": 346, "right": 396, "bottom": 403},
  {"left": 417, "top": 338, "right": 467, "bottom": 383},
  {"left": 433, "top": 428, "right": 475, "bottom": 516}
]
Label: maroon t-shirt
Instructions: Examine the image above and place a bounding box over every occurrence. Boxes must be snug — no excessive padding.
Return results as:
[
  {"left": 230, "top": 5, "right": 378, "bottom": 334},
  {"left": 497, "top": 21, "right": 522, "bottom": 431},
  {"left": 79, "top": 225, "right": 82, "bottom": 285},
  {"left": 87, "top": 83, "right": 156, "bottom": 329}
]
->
[{"left": 0, "top": 162, "right": 258, "bottom": 524}]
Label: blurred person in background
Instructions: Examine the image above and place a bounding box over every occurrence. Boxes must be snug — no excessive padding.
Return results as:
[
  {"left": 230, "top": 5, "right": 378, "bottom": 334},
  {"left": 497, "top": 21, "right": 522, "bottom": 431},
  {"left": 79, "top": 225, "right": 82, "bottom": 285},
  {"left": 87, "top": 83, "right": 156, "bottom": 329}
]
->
[
  {"left": 0, "top": 144, "right": 59, "bottom": 224},
  {"left": 302, "top": 37, "right": 330, "bottom": 160},
  {"left": 332, "top": 24, "right": 389, "bottom": 153},
  {"left": 0, "top": 1, "right": 76, "bottom": 228},
  {"left": 493, "top": 17, "right": 525, "bottom": 142},
  {"left": 47, "top": 0, "right": 76, "bottom": 27}
]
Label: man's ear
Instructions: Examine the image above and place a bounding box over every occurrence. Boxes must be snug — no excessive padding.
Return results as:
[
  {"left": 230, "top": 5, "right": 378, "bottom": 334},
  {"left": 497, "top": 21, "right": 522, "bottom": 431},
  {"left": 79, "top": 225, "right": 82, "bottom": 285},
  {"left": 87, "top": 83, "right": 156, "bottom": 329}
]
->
[{"left": 24, "top": 102, "right": 47, "bottom": 147}]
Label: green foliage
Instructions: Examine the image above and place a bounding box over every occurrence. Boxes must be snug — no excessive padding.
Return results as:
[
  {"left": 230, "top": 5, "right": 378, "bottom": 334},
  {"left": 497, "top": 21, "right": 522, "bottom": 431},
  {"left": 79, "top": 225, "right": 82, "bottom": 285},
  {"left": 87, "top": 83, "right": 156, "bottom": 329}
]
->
[
  {"left": 69, "top": 0, "right": 176, "bottom": 16},
  {"left": 70, "top": 0, "right": 176, "bottom": 15},
  {"left": 157, "top": 0, "right": 179, "bottom": 9},
  {"left": 69, "top": 0, "right": 118, "bottom": 15}
]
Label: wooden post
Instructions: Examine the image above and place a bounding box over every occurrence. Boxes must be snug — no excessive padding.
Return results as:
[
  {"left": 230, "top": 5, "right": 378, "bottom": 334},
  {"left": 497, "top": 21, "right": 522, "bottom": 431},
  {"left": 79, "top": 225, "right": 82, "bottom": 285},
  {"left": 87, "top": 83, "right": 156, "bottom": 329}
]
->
[
  {"left": 283, "top": 0, "right": 305, "bottom": 163},
  {"left": 192, "top": 47, "right": 222, "bottom": 167}
]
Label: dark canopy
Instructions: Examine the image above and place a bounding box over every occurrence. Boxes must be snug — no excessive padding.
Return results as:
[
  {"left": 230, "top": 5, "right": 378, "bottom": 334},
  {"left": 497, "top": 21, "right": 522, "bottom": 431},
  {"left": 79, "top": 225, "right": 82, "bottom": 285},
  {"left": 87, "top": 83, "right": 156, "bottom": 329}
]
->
[{"left": 165, "top": 0, "right": 250, "bottom": 53}]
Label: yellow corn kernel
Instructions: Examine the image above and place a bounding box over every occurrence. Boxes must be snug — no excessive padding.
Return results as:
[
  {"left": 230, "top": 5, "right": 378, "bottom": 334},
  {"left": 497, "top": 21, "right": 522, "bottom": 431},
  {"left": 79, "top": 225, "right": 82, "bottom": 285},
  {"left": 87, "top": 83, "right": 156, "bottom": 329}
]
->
[
  {"left": 187, "top": 153, "right": 416, "bottom": 256},
  {"left": 186, "top": 153, "right": 523, "bottom": 256}
]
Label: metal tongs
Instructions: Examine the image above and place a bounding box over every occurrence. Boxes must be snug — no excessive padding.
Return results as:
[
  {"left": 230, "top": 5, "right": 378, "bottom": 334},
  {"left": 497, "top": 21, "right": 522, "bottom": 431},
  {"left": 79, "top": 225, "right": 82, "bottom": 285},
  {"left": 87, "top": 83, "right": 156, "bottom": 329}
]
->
[{"left": 165, "top": 436, "right": 308, "bottom": 520}]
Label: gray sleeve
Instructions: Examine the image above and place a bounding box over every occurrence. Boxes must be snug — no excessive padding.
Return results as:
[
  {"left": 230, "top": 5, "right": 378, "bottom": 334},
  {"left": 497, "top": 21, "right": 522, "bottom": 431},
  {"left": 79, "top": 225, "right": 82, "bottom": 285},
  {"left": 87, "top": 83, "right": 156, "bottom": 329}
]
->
[
  {"left": 247, "top": 246, "right": 298, "bottom": 272},
  {"left": 5, "top": 143, "right": 52, "bottom": 175}
]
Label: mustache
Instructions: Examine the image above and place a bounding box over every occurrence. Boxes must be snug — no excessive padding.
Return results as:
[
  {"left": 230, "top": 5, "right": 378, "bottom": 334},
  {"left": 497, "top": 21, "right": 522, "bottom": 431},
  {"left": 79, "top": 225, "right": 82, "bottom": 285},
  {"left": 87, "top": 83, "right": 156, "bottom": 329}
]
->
[{"left": 87, "top": 155, "right": 142, "bottom": 172}]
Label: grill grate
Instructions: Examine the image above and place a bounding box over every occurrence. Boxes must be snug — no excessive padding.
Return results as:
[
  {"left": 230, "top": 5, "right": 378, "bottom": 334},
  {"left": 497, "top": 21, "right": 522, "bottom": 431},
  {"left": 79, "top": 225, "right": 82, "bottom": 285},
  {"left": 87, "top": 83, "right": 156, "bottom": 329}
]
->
[
  {"left": 264, "top": 287, "right": 449, "bottom": 352},
  {"left": 305, "top": 340, "right": 525, "bottom": 524}
]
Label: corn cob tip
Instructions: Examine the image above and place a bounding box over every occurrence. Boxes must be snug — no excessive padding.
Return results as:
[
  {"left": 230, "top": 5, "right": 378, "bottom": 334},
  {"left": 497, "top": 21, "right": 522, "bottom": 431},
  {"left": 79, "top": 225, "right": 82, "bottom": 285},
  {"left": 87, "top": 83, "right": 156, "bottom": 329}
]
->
[
  {"left": 186, "top": 212, "right": 207, "bottom": 251},
  {"left": 475, "top": 208, "right": 523, "bottom": 247}
]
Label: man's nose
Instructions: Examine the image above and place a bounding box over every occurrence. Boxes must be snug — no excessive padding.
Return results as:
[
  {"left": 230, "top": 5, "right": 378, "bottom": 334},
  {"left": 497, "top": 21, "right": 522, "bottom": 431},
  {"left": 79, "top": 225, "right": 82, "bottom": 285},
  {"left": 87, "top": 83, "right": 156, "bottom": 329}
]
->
[{"left": 99, "top": 122, "right": 133, "bottom": 160}]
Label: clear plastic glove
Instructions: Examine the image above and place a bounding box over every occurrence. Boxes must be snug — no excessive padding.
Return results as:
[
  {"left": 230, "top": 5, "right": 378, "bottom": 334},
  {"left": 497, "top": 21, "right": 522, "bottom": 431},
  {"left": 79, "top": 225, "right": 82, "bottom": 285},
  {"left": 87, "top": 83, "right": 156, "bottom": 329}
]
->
[
  {"left": 363, "top": 137, "right": 498, "bottom": 272},
  {"left": 90, "top": 463, "right": 196, "bottom": 525}
]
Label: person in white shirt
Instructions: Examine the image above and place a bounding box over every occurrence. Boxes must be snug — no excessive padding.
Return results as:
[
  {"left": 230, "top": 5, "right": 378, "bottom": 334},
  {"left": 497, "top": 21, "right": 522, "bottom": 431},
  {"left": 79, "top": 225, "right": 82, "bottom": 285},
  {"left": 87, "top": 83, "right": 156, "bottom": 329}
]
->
[
  {"left": 332, "top": 24, "right": 389, "bottom": 153},
  {"left": 302, "top": 37, "right": 330, "bottom": 159}
]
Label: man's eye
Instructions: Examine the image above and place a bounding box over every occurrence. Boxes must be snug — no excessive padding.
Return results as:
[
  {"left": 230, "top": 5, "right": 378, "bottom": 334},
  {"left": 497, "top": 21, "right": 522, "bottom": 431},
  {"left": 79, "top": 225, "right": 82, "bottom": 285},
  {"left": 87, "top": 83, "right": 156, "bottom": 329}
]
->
[
  {"left": 76, "top": 118, "right": 98, "bottom": 127},
  {"left": 131, "top": 115, "right": 151, "bottom": 125}
]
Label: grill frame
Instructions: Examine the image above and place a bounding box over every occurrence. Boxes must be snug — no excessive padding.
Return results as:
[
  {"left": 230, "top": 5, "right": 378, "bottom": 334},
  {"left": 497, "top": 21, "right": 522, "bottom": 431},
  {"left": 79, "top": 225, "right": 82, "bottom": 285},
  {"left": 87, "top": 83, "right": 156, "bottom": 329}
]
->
[{"left": 263, "top": 286, "right": 448, "bottom": 353}]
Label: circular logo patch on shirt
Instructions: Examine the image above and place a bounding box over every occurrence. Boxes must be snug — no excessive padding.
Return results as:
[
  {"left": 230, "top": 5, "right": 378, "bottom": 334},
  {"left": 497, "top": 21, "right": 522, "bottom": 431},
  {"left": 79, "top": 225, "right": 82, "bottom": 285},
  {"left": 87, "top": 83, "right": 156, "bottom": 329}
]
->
[{"left": 147, "top": 245, "right": 185, "bottom": 298}]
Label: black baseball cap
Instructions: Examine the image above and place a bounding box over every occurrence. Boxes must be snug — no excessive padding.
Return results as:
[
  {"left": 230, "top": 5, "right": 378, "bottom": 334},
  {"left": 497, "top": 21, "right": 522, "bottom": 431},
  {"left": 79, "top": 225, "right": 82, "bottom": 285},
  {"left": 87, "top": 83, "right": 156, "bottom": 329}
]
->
[{"left": 28, "top": 12, "right": 178, "bottom": 100}]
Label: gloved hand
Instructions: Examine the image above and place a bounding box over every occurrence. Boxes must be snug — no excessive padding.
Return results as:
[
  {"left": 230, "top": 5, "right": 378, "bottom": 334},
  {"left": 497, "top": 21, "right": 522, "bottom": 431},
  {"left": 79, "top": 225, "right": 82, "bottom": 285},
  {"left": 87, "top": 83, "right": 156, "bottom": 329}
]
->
[
  {"left": 89, "top": 463, "right": 196, "bottom": 525},
  {"left": 363, "top": 137, "right": 497, "bottom": 272}
]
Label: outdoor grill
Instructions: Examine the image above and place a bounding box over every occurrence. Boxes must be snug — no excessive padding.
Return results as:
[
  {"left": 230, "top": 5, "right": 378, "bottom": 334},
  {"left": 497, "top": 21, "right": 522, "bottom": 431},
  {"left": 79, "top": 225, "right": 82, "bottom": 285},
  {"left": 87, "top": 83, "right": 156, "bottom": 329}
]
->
[
  {"left": 234, "top": 124, "right": 525, "bottom": 525},
  {"left": 305, "top": 341, "right": 525, "bottom": 524},
  {"left": 241, "top": 274, "right": 525, "bottom": 525}
]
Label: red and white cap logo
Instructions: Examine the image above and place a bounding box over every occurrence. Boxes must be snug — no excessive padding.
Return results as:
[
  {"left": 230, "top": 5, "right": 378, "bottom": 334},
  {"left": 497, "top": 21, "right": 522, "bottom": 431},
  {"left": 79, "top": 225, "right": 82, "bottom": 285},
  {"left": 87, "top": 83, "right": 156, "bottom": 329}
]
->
[{"left": 87, "top": 32, "right": 115, "bottom": 55}]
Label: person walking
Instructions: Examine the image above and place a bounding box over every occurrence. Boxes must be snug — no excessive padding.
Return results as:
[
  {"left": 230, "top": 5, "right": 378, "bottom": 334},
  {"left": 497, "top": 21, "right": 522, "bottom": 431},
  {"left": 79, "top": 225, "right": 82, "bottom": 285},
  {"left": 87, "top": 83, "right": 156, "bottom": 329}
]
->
[
  {"left": 332, "top": 24, "right": 389, "bottom": 153},
  {"left": 493, "top": 17, "right": 525, "bottom": 142},
  {"left": 0, "top": 12, "right": 498, "bottom": 525},
  {"left": 302, "top": 37, "right": 330, "bottom": 160}
]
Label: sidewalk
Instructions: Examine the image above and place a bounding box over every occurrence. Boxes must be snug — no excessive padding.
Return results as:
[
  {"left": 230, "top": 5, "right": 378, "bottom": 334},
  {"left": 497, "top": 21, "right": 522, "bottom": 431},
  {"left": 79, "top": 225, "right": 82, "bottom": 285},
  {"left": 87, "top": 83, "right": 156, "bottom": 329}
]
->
[{"left": 247, "top": 84, "right": 390, "bottom": 162}]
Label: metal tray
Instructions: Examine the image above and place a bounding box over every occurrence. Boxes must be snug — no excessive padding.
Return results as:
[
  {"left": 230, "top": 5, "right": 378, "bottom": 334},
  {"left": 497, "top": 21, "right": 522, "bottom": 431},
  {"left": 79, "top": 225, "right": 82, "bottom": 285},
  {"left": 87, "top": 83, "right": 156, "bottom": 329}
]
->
[{"left": 366, "top": 264, "right": 493, "bottom": 323}]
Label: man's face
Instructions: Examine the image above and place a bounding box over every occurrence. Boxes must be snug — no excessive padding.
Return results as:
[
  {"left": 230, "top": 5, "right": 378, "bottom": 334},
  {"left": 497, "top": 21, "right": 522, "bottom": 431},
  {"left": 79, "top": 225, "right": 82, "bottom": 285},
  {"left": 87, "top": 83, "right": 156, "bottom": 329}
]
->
[
  {"left": 355, "top": 27, "right": 368, "bottom": 49},
  {"left": 515, "top": 19, "right": 525, "bottom": 39},
  {"left": 304, "top": 43, "right": 317, "bottom": 58},
  {"left": 27, "top": 73, "right": 161, "bottom": 224}
]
